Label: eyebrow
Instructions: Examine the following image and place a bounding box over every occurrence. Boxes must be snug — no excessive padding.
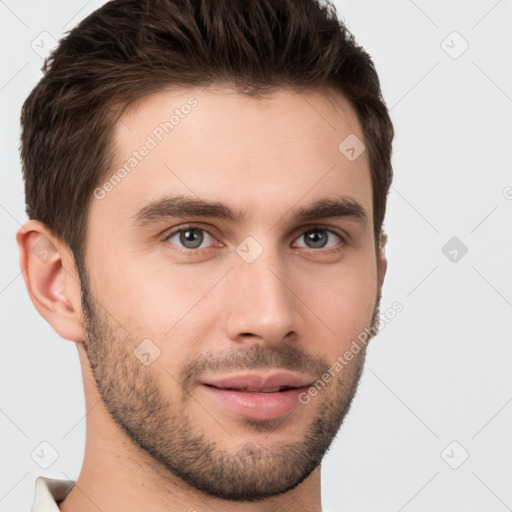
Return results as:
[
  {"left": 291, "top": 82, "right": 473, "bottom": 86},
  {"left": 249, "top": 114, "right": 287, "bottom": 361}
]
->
[{"left": 131, "top": 194, "right": 368, "bottom": 227}]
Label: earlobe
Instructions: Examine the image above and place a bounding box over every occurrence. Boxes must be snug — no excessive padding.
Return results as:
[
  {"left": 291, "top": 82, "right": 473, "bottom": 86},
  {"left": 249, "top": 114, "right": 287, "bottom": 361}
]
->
[{"left": 16, "top": 220, "right": 85, "bottom": 343}]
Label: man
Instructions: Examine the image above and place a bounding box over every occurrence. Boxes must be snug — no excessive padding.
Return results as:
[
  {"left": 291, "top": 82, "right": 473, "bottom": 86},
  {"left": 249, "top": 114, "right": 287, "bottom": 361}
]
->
[{"left": 17, "top": 0, "right": 393, "bottom": 510}]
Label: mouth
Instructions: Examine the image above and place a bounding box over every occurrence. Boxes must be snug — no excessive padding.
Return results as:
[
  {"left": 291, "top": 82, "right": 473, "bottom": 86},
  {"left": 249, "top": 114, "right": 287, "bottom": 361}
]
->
[
  {"left": 202, "top": 384, "right": 301, "bottom": 393},
  {"left": 198, "top": 372, "right": 314, "bottom": 420}
]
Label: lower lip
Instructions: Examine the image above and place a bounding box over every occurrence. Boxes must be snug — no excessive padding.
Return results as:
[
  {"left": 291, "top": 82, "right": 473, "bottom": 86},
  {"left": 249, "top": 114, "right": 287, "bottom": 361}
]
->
[{"left": 200, "top": 384, "right": 309, "bottom": 420}]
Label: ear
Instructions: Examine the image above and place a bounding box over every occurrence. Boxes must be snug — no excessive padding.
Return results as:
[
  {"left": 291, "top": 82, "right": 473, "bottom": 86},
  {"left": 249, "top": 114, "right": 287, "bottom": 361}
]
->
[
  {"left": 16, "top": 220, "right": 85, "bottom": 343},
  {"left": 377, "top": 230, "right": 388, "bottom": 289}
]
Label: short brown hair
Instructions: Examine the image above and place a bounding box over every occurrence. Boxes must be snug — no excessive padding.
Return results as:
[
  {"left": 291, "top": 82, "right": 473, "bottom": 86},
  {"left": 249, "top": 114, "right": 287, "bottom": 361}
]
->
[{"left": 20, "top": 0, "right": 393, "bottom": 269}]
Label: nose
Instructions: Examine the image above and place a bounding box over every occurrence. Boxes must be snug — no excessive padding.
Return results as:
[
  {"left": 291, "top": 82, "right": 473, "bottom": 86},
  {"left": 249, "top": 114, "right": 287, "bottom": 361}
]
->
[{"left": 224, "top": 242, "right": 303, "bottom": 346}]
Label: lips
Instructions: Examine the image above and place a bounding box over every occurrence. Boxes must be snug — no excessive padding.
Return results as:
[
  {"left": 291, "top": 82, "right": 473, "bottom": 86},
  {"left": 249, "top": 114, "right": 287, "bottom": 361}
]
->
[
  {"left": 204, "top": 384, "right": 296, "bottom": 393},
  {"left": 198, "top": 371, "right": 316, "bottom": 420},
  {"left": 200, "top": 371, "right": 314, "bottom": 393}
]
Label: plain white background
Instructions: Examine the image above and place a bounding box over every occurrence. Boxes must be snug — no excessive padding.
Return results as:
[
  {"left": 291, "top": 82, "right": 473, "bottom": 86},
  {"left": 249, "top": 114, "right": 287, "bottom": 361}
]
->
[{"left": 1, "top": 1, "right": 511, "bottom": 511}]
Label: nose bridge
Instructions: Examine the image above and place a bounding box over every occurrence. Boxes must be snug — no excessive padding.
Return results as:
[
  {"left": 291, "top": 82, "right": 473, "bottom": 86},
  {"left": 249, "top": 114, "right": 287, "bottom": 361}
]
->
[{"left": 224, "top": 236, "right": 301, "bottom": 343}]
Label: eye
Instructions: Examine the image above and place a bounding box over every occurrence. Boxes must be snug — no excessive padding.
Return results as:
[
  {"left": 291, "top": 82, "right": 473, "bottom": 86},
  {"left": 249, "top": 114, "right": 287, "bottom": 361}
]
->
[
  {"left": 165, "top": 226, "right": 216, "bottom": 250},
  {"left": 294, "top": 227, "right": 342, "bottom": 250},
  {"left": 163, "top": 224, "right": 344, "bottom": 253}
]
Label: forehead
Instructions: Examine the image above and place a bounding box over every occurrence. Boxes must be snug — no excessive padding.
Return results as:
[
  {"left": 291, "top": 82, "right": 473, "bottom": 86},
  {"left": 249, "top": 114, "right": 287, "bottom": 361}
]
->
[{"left": 92, "top": 85, "right": 372, "bottom": 229}]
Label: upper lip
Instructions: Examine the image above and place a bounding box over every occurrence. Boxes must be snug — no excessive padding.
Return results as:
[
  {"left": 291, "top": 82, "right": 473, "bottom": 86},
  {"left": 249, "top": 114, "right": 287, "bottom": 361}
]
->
[{"left": 200, "top": 371, "right": 314, "bottom": 391}]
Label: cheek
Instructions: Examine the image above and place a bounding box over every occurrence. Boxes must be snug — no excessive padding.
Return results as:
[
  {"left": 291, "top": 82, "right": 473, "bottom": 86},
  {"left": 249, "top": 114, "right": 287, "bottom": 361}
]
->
[
  {"left": 294, "top": 255, "right": 378, "bottom": 351},
  {"left": 92, "top": 255, "right": 224, "bottom": 341}
]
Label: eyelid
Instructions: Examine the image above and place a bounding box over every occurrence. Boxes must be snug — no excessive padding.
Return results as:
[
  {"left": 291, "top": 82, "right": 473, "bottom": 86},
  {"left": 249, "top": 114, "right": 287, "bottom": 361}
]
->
[{"left": 292, "top": 224, "right": 346, "bottom": 240}]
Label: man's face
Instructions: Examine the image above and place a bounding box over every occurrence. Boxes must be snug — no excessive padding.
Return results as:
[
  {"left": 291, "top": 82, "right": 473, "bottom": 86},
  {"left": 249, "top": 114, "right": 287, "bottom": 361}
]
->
[{"left": 80, "top": 86, "right": 385, "bottom": 500}]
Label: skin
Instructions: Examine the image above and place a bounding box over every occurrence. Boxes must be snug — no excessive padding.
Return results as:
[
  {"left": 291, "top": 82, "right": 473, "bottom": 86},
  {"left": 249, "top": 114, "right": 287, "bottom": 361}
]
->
[{"left": 17, "top": 85, "right": 387, "bottom": 512}]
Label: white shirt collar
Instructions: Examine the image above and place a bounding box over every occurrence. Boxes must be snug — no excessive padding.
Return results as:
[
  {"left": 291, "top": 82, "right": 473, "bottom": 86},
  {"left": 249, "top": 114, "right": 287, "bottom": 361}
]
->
[{"left": 31, "top": 476, "right": 75, "bottom": 512}]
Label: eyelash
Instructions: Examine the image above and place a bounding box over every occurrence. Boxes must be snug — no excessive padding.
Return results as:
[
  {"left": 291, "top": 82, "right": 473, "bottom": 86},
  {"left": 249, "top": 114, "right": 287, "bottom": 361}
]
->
[{"left": 161, "top": 224, "right": 346, "bottom": 255}]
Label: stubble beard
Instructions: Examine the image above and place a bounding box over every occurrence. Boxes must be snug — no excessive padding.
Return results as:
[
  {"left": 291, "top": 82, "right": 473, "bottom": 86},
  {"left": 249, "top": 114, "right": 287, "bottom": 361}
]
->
[{"left": 79, "top": 267, "right": 382, "bottom": 501}]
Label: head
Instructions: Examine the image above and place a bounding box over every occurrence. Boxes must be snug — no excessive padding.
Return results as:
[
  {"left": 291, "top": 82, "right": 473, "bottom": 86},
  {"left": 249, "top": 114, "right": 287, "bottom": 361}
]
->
[{"left": 18, "top": 0, "right": 393, "bottom": 502}]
